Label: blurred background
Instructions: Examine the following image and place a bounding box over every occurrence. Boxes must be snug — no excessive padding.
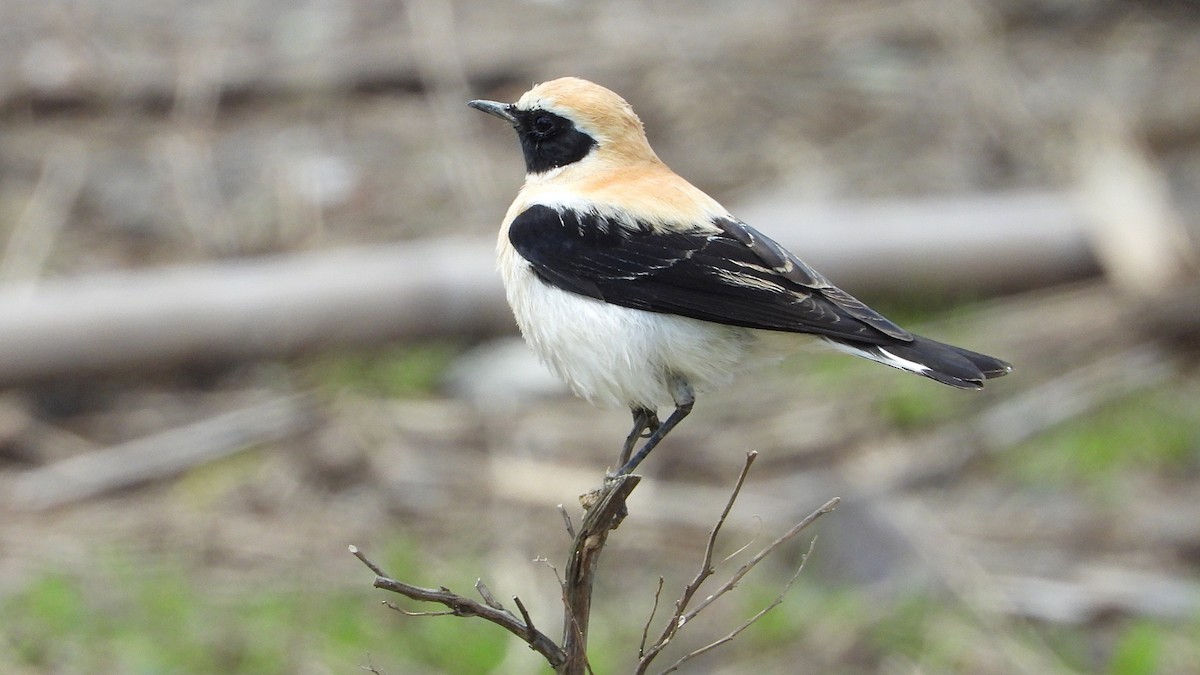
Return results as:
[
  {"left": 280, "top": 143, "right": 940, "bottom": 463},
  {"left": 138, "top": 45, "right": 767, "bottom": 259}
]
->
[{"left": 2, "top": 0, "right": 1199, "bottom": 673}]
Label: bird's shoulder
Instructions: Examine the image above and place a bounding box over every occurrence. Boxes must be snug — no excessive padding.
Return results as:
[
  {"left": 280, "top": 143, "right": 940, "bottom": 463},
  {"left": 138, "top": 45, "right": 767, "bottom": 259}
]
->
[{"left": 509, "top": 159, "right": 727, "bottom": 234}]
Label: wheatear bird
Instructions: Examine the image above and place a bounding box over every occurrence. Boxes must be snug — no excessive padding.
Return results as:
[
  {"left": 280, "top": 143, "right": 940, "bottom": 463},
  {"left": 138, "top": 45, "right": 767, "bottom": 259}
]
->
[{"left": 469, "top": 77, "right": 1011, "bottom": 475}]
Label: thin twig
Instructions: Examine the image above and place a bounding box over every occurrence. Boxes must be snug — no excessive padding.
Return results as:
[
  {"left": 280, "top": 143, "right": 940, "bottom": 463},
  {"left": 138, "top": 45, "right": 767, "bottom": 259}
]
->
[
  {"left": 475, "top": 580, "right": 505, "bottom": 611},
  {"left": 360, "top": 653, "right": 386, "bottom": 675},
  {"left": 682, "top": 497, "right": 840, "bottom": 623},
  {"left": 702, "top": 452, "right": 759, "bottom": 571},
  {"left": 638, "top": 496, "right": 840, "bottom": 674},
  {"left": 349, "top": 545, "right": 567, "bottom": 668},
  {"left": 350, "top": 545, "right": 386, "bottom": 576},
  {"left": 722, "top": 516, "right": 762, "bottom": 563},
  {"left": 514, "top": 596, "right": 537, "bottom": 641},
  {"left": 558, "top": 504, "right": 577, "bottom": 539},
  {"left": 383, "top": 600, "right": 455, "bottom": 617},
  {"left": 637, "top": 452, "right": 759, "bottom": 669},
  {"left": 639, "top": 577, "right": 666, "bottom": 658},
  {"left": 657, "top": 536, "right": 819, "bottom": 674}
]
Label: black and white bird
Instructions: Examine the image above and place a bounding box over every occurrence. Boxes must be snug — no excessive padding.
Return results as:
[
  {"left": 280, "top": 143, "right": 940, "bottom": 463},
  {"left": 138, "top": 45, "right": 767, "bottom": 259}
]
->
[{"left": 469, "top": 77, "right": 1011, "bottom": 475}]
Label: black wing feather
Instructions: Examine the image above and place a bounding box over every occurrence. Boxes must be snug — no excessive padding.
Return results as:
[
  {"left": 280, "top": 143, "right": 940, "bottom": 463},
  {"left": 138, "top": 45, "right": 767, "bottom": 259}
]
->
[{"left": 508, "top": 204, "right": 911, "bottom": 344}]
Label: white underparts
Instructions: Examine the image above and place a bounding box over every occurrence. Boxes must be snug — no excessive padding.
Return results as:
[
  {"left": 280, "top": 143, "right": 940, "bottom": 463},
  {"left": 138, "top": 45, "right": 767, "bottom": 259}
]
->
[{"left": 498, "top": 245, "right": 753, "bottom": 409}]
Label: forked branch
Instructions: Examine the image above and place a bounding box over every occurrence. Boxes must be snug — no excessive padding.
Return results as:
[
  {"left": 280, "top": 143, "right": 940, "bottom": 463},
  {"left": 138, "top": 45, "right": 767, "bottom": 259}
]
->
[
  {"left": 636, "top": 454, "right": 840, "bottom": 674},
  {"left": 350, "top": 458, "right": 836, "bottom": 674},
  {"left": 348, "top": 545, "right": 568, "bottom": 668}
]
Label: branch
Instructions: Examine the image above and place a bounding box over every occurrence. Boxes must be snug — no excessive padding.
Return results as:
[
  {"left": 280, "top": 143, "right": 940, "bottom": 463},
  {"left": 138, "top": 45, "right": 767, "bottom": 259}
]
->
[
  {"left": 683, "top": 497, "right": 840, "bottom": 623},
  {"left": 348, "top": 545, "right": 567, "bottom": 668},
  {"left": 561, "top": 472, "right": 642, "bottom": 673},
  {"left": 657, "top": 536, "right": 819, "bottom": 674},
  {"left": 351, "top": 455, "right": 834, "bottom": 673},
  {"left": 637, "top": 494, "right": 841, "bottom": 673},
  {"left": 637, "top": 452, "right": 759, "bottom": 668},
  {"left": 12, "top": 395, "right": 312, "bottom": 510}
]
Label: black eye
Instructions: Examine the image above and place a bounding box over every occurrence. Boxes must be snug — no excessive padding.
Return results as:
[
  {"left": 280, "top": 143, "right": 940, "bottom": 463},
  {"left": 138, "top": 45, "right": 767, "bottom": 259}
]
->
[{"left": 532, "top": 115, "right": 556, "bottom": 136}]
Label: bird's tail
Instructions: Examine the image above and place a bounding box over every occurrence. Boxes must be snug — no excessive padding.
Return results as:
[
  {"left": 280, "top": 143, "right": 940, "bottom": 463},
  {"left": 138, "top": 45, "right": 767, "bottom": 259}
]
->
[{"left": 824, "top": 334, "right": 1012, "bottom": 390}]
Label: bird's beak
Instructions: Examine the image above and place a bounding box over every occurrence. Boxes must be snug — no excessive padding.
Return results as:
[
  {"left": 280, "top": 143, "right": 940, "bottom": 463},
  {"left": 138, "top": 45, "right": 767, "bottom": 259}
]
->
[{"left": 468, "top": 99, "right": 518, "bottom": 126}]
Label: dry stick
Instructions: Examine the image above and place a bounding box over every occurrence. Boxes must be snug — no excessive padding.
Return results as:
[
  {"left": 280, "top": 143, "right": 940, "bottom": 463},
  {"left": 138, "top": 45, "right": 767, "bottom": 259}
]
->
[
  {"left": 558, "top": 504, "right": 577, "bottom": 539},
  {"left": 560, "top": 473, "right": 642, "bottom": 674},
  {"left": 638, "top": 577, "right": 667, "bottom": 658},
  {"left": 637, "top": 452, "right": 759, "bottom": 668},
  {"left": 475, "top": 580, "right": 505, "bottom": 611},
  {"left": 382, "top": 601, "right": 454, "bottom": 618},
  {"left": 683, "top": 497, "right": 840, "bottom": 623},
  {"left": 514, "top": 595, "right": 538, "bottom": 644},
  {"left": 348, "top": 545, "right": 568, "bottom": 668},
  {"left": 11, "top": 395, "right": 311, "bottom": 510},
  {"left": 658, "top": 536, "right": 820, "bottom": 675},
  {"left": 637, "top": 496, "right": 842, "bottom": 674},
  {"left": 351, "top": 454, "right": 823, "bottom": 672}
]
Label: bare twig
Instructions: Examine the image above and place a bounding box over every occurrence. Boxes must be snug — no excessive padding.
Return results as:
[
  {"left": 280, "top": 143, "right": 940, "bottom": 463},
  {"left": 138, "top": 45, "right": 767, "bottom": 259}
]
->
[
  {"left": 637, "top": 496, "right": 841, "bottom": 674},
  {"left": 383, "top": 601, "right": 455, "bottom": 617},
  {"left": 514, "top": 595, "right": 537, "bottom": 642},
  {"left": 657, "top": 536, "right": 819, "bottom": 674},
  {"left": 475, "top": 580, "right": 504, "bottom": 611},
  {"left": 350, "top": 545, "right": 386, "bottom": 576},
  {"left": 558, "top": 504, "right": 577, "bottom": 539},
  {"left": 639, "top": 577, "right": 666, "bottom": 658},
  {"left": 683, "top": 497, "right": 839, "bottom": 623},
  {"left": 722, "top": 516, "right": 762, "bottom": 563},
  {"left": 352, "top": 453, "right": 831, "bottom": 674},
  {"left": 348, "top": 545, "right": 567, "bottom": 668},
  {"left": 637, "top": 452, "right": 759, "bottom": 668},
  {"left": 360, "top": 654, "right": 386, "bottom": 675}
]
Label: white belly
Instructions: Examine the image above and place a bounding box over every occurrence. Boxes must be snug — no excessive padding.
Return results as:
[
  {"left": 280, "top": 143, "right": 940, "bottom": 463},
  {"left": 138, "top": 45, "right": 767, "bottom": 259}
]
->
[{"left": 498, "top": 246, "right": 755, "bottom": 409}]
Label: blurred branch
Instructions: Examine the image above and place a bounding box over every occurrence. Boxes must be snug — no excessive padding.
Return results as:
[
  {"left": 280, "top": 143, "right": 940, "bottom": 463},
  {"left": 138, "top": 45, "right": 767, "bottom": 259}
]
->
[
  {"left": 1077, "top": 113, "right": 1197, "bottom": 295},
  {"left": 990, "top": 567, "right": 1200, "bottom": 624},
  {"left": 0, "top": 142, "right": 87, "bottom": 285},
  {"left": 732, "top": 189, "right": 1098, "bottom": 293},
  {"left": 9, "top": 394, "right": 312, "bottom": 511}
]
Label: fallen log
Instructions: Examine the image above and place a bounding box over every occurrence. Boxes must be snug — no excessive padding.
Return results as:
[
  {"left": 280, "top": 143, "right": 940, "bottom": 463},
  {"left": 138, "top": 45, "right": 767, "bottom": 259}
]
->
[
  {"left": 0, "top": 191, "right": 1098, "bottom": 385},
  {"left": 0, "top": 238, "right": 509, "bottom": 384}
]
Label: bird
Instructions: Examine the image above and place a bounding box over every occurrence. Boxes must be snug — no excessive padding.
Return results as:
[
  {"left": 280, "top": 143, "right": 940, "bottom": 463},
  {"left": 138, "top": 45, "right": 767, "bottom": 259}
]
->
[{"left": 468, "top": 77, "right": 1011, "bottom": 476}]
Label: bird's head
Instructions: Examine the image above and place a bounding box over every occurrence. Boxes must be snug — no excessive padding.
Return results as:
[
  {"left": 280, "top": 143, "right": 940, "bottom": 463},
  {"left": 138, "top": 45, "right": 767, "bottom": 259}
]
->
[{"left": 469, "top": 77, "right": 658, "bottom": 177}]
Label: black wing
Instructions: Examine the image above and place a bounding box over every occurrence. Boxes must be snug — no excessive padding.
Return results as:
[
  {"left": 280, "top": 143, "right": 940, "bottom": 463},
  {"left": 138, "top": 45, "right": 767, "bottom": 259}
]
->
[{"left": 508, "top": 204, "right": 912, "bottom": 344}]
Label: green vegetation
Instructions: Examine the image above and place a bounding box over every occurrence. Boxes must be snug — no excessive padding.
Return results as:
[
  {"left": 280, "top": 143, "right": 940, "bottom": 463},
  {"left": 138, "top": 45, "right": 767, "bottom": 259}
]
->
[
  {"left": 304, "top": 342, "right": 464, "bottom": 398},
  {"left": 5, "top": 540, "right": 1198, "bottom": 673},
  {"left": 0, "top": 546, "right": 520, "bottom": 675},
  {"left": 1002, "top": 386, "right": 1200, "bottom": 492}
]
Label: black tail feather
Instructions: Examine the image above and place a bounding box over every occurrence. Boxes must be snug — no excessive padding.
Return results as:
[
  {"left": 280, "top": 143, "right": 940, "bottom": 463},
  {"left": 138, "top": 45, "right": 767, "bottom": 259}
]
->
[{"left": 825, "top": 334, "right": 1012, "bottom": 390}]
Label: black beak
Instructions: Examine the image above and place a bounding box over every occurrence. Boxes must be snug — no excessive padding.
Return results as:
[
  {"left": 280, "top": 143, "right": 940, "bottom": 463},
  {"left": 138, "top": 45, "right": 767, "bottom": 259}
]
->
[{"left": 468, "top": 99, "right": 518, "bottom": 126}]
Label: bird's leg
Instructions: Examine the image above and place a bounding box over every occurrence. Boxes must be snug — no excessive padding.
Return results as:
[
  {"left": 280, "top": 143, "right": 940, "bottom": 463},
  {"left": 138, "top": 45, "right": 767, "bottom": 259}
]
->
[
  {"left": 616, "top": 379, "right": 694, "bottom": 476},
  {"left": 618, "top": 407, "right": 660, "bottom": 469}
]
